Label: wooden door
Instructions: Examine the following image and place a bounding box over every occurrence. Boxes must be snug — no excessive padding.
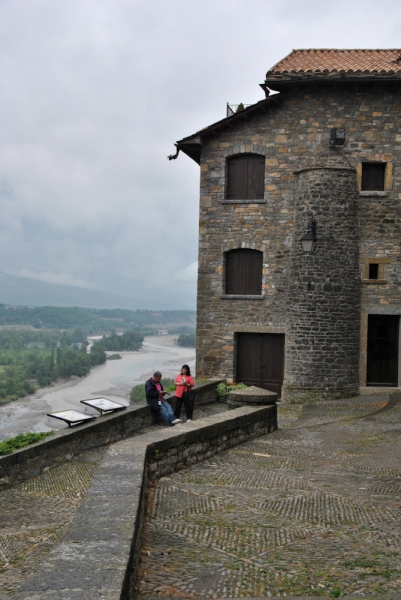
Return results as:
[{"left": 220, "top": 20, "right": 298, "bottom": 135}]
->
[
  {"left": 366, "top": 315, "right": 399, "bottom": 386},
  {"left": 237, "top": 333, "right": 285, "bottom": 397}
]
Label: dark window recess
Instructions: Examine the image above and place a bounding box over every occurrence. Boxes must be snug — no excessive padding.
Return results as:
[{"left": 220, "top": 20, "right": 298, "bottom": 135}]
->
[
  {"left": 369, "top": 263, "right": 379, "bottom": 279},
  {"left": 226, "top": 154, "right": 265, "bottom": 200},
  {"left": 361, "top": 163, "right": 386, "bottom": 191},
  {"left": 225, "top": 249, "right": 263, "bottom": 295},
  {"left": 366, "top": 315, "right": 399, "bottom": 386}
]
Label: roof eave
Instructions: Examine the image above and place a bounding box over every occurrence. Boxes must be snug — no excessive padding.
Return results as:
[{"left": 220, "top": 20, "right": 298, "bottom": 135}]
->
[
  {"left": 265, "top": 73, "right": 401, "bottom": 91},
  {"left": 178, "top": 142, "right": 203, "bottom": 165},
  {"left": 174, "top": 95, "right": 280, "bottom": 164}
]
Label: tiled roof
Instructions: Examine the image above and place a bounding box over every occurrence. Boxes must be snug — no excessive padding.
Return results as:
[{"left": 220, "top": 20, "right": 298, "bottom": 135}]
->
[{"left": 267, "top": 49, "right": 401, "bottom": 75}]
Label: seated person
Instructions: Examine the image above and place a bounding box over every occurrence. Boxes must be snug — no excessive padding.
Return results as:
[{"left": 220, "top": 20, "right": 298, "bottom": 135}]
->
[{"left": 145, "top": 371, "right": 181, "bottom": 425}]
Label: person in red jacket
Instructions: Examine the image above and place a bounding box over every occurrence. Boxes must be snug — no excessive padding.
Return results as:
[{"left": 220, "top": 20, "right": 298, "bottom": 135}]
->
[{"left": 173, "top": 364, "right": 195, "bottom": 422}]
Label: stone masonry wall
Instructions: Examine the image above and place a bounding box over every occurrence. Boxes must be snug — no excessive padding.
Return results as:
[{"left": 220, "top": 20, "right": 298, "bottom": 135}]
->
[
  {"left": 284, "top": 160, "right": 360, "bottom": 402},
  {"left": 195, "top": 83, "right": 401, "bottom": 397}
]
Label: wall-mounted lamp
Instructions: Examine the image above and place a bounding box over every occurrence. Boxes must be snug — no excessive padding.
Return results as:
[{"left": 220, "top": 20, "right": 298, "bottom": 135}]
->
[
  {"left": 301, "top": 217, "right": 317, "bottom": 253},
  {"left": 330, "top": 128, "right": 346, "bottom": 146}
]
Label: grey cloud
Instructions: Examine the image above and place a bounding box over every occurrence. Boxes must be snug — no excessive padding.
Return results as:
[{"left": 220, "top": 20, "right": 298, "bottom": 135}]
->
[{"left": 1, "top": 0, "right": 401, "bottom": 309}]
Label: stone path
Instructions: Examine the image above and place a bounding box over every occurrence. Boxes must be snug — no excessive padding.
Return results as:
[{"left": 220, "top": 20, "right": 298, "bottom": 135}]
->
[
  {"left": 2, "top": 396, "right": 401, "bottom": 599},
  {"left": 0, "top": 446, "right": 109, "bottom": 598},
  {"left": 135, "top": 394, "right": 401, "bottom": 599},
  {"left": 0, "top": 403, "right": 227, "bottom": 598}
]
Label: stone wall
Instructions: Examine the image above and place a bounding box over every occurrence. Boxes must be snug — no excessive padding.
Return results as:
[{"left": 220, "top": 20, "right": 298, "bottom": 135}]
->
[
  {"left": 284, "top": 159, "right": 361, "bottom": 401},
  {"left": 0, "top": 379, "right": 224, "bottom": 488},
  {"left": 195, "top": 83, "right": 401, "bottom": 398}
]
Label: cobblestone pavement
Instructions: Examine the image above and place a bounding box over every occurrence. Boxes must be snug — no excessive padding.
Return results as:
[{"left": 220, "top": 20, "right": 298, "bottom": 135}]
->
[
  {"left": 0, "top": 403, "right": 227, "bottom": 598},
  {"left": 135, "top": 394, "right": 401, "bottom": 599},
  {"left": 0, "top": 446, "right": 109, "bottom": 598}
]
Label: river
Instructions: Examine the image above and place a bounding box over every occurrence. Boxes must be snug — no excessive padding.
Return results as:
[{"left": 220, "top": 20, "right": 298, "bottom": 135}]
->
[{"left": 0, "top": 335, "right": 195, "bottom": 439}]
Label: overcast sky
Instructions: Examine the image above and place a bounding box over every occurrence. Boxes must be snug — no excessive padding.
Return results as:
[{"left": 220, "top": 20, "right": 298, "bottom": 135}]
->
[{"left": 1, "top": 0, "right": 401, "bottom": 310}]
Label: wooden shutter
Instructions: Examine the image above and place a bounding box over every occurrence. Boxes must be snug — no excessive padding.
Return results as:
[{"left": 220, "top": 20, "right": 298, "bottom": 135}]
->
[
  {"left": 226, "top": 249, "right": 263, "bottom": 295},
  {"left": 247, "top": 155, "right": 265, "bottom": 199},
  {"left": 361, "top": 163, "right": 386, "bottom": 191},
  {"left": 227, "top": 157, "right": 248, "bottom": 199},
  {"left": 226, "top": 154, "right": 265, "bottom": 200}
]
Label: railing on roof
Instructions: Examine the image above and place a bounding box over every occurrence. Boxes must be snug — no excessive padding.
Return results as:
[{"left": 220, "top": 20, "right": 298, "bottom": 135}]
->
[{"left": 226, "top": 103, "right": 252, "bottom": 117}]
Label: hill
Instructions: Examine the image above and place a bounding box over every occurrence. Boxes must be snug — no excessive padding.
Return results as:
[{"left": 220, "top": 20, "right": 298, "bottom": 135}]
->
[
  {"left": 0, "top": 304, "right": 196, "bottom": 333},
  {"left": 0, "top": 271, "right": 151, "bottom": 310}
]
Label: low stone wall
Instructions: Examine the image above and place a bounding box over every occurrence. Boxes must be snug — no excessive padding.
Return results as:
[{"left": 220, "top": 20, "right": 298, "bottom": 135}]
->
[
  {"left": 14, "top": 404, "right": 277, "bottom": 599},
  {"left": 0, "top": 379, "right": 224, "bottom": 488},
  {"left": 146, "top": 403, "right": 277, "bottom": 482}
]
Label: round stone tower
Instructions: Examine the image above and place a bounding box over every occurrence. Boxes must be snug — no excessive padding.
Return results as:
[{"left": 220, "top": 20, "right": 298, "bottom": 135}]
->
[{"left": 283, "top": 156, "right": 360, "bottom": 403}]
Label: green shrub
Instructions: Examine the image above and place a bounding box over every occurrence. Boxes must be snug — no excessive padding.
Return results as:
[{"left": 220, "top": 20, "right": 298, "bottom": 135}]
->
[
  {"left": 107, "top": 354, "right": 122, "bottom": 360},
  {"left": 0, "top": 430, "right": 55, "bottom": 456},
  {"left": 130, "top": 384, "right": 145, "bottom": 403},
  {"left": 130, "top": 378, "right": 175, "bottom": 403},
  {"left": 216, "top": 382, "right": 247, "bottom": 401},
  {"left": 177, "top": 333, "right": 196, "bottom": 347}
]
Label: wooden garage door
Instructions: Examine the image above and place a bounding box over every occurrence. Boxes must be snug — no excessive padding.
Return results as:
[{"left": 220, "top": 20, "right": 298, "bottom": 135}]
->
[{"left": 236, "top": 333, "right": 285, "bottom": 397}]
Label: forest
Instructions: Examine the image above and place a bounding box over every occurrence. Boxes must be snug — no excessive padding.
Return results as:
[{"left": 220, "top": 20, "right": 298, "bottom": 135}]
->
[
  {"left": 99, "top": 331, "right": 143, "bottom": 351},
  {"left": 0, "top": 305, "right": 195, "bottom": 333},
  {"left": 0, "top": 328, "right": 107, "bottom": 403},
  {"left": 0, "top": 328, "right": 148, "bottom": 404},
  {"left": 0, "top": 305, "right": 196, "bottom": 405}
]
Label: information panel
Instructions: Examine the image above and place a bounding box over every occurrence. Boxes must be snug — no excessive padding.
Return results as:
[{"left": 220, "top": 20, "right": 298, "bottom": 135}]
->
[
  {"left": 80, "top": 398, "right": 126, "bottom": 415},
  {"left": 47, "top": 410, "right": 98, "bottom": 426}
]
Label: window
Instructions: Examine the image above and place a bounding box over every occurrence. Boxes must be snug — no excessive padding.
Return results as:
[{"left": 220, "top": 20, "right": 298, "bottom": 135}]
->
[
  {"left": 361, "top": 163, "right": 386, "bottom": 191},
  {"left": 368, "top": 263, "right": 379, "bottom": 280},
  {"left": 225, "top": 249, "right": 263, "bottom": 295},
  {"left": 226, "top": 154, "right": 265, "bottom": 200},
  {"left": 362, "top": 260, "right": 387, "bottom": 284}
]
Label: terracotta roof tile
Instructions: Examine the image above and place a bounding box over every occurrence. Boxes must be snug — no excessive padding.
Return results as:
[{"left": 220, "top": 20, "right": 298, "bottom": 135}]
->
[{"left": 267, "top": 49, "right": 401, "bottom": 75}]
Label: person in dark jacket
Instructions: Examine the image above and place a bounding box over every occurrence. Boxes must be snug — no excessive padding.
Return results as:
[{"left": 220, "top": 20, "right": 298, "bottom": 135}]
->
[{"left": 145, "top": 371, "right": 181, "bottom": 425}]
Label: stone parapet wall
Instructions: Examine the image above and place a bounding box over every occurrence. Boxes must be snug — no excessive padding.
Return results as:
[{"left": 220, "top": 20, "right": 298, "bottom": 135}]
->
[
  {"left": 14, "top": 404, "right": 277, "bottom": 599},
  {"left": 146, "top": 404, "right": 277, "bottom": 482},
  {"left": 0, "top": 379, "right": 224, "bottom": 488}
]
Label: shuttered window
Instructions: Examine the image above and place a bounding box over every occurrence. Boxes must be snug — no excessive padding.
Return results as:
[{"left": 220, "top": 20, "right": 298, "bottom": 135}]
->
[
  {"left": 225, "top": 249, "right": 263, "bottom": 295},
  {"left": 226, "top": 154, "right": 265, "bottom": 200},
  {"left": 361, "top": 163, "right": 386, "bottom": 191}
]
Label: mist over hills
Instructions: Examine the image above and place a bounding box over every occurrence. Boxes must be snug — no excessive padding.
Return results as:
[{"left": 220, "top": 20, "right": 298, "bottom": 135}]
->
[{"left": 0, "top": 271, "right": 154, "bottom": 310}]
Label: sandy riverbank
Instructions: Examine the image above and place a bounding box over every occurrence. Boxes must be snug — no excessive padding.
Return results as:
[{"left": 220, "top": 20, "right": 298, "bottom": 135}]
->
[{"left": 0, "top": 335, "right": 195, "bottom": 438}]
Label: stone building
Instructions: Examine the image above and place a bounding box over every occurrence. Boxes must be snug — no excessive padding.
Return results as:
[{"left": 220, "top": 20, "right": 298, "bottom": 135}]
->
[{"left": 171, "top": 49, "right": 401, "bottom": 402}]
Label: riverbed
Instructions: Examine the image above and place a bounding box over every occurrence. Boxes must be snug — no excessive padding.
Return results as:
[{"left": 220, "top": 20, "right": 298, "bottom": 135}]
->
[{"left": 0, "top": 335, "right": 195, "bottom": 438}]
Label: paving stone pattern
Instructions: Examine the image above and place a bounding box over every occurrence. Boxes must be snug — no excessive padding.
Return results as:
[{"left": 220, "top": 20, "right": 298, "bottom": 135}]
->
[
  {"left": 0, "top": 446, "right": 108, "bottom": 598},
  {"left": 0, "top": 404, "right": 227, "bottom": 599},
  {"left": 136, "top": 395, "right": 401, "bottom": 599},
  {"left": 2, "top": 397, "right": 401, "bottom": 599}
]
